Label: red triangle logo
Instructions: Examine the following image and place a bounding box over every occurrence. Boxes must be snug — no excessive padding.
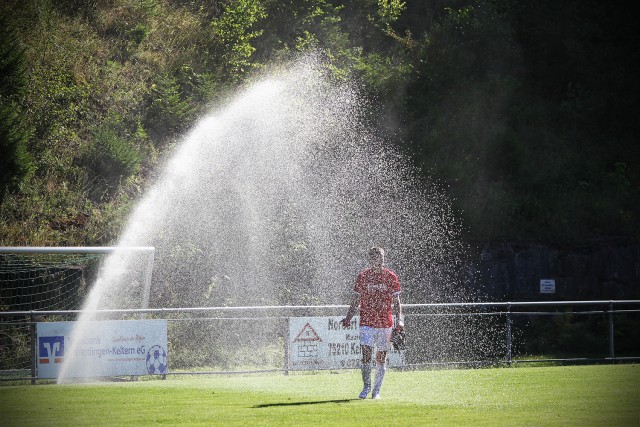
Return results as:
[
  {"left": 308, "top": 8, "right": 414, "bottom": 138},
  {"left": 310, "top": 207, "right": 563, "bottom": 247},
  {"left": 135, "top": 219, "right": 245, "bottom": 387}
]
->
[{"left": 293, "top": 322, "right": 322, "bottom": 342}]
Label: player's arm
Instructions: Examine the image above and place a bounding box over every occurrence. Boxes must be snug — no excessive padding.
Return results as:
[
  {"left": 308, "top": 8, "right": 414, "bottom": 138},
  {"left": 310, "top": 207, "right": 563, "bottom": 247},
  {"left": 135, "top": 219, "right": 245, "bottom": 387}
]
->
[
  {"left": 341, "top": 294, "right": 360, "bottom": 327},
  {"left": 393, "top": 294, "right": 404, "bottom": 330}
]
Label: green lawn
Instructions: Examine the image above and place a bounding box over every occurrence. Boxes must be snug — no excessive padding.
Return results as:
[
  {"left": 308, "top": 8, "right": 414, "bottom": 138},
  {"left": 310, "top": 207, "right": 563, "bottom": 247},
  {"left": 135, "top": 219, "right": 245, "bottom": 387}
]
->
[{"left": 1, "top": 365, "right": 639, "bottom": 426}]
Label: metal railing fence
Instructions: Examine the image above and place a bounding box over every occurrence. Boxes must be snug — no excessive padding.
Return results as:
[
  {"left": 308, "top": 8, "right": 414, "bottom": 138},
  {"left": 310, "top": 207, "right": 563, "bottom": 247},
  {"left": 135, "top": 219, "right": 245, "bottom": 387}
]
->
[{"left": 1, "top": 300, "right": 638, "bottom": 383}]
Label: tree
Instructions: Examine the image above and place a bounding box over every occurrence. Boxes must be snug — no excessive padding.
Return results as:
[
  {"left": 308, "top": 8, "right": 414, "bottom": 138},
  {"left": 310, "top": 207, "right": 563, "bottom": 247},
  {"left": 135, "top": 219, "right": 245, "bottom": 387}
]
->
[{"left": 0, "top": 11, "right": 34, "bottom": 199}]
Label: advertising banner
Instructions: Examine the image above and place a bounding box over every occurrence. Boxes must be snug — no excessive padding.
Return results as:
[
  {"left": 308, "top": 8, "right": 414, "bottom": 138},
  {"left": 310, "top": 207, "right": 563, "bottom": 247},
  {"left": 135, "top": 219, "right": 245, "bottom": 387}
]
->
[
  {"left": 37, "top": 320, "right": 168, "bottom": 379},
  {"left": 288, "top": 316, "right": 404, "bottom": 371}
]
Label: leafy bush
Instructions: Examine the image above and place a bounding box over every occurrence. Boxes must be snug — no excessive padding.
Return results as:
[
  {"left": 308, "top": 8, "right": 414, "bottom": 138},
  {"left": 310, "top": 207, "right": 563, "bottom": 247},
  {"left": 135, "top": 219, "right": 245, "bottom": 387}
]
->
[
  {"left": 81, "top": 126, "right": 142, "bottom": 199},
  {"left": 143, "top": 73, "right": 196, "bottom": 143},
  {"left": 209, "top": 0, "right": 267, "bottom": 79},
  {"left": 0, "top": 103, "right": 34, "bottom": 199}
]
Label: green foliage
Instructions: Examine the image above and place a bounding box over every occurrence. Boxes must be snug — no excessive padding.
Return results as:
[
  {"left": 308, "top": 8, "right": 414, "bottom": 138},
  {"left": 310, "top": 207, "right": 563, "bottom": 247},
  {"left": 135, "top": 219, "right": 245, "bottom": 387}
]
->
[
  {"left": 515, "top": 312, "right": 640, "bottom": 359},
  {"left": 0, "top": 16, "right": 26, "bottom": 98},
  {"left": 256, "top": 0, "right": 347, "bottom": 63},
  {"left": 0, "top": 12, "right": 34, "bottom": 198},
  {"left": 401, "top": 1, "right": 639, "bottom": 243},
  {"left": 81, "top": 125, "right": 142, "bottom": 199},
  {"left": 0, "top": 325, "right": 30, "bottom": 371},
  {"left": 403, "top": 2, "right": 524, "bottom": 240},
  {"left": 377, "top": 0, "right": 406, "bottom": 27},
  {"left": 174, "top": 64, "right": 217, "bottom": 105},
  {"left": 353, "top": 52, "right": 412, "bottom": 98},
  {"left": 0, "top": 0, "right": 637, "bottom": 248},
  {"left": 168, "top": 320, "right": 283, "bottom": 370},
  {"left": 144, "top": 73, "right": 196, "bottom": 142},
  {"left": 209, "top": 0, "right": 267, "bottom": 79},
  {"left": 0, "top": 103, "right": 34, "bottom": 198},
  {"left": 28, "top": 66, "right": 91, "bottom": 154}
]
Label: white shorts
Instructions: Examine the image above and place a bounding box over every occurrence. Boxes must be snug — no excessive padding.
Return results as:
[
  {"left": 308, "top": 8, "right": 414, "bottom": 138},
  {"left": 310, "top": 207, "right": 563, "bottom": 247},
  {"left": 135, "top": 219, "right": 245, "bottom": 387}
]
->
[{"left": 359, "top": 326, "right": 392, "bottom": 350}]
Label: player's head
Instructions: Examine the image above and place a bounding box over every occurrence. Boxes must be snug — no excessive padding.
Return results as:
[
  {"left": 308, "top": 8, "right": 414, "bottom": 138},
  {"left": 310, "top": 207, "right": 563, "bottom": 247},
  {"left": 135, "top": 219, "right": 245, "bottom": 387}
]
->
[{"left": 368, "top": 247, "right": 385, "bottom": 269}]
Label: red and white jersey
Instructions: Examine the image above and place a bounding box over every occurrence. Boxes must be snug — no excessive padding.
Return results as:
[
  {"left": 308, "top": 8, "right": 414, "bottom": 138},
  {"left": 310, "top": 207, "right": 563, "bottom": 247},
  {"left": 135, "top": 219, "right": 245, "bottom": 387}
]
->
[{"left": 354, "top": 267, "right": 401, "bottom": 328}]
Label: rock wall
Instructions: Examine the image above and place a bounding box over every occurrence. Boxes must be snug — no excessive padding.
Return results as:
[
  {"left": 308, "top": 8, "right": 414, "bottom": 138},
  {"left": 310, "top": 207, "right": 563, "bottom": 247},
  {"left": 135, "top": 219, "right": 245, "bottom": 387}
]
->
[{"left": 473, "top": 242, "right": 640, "bottom": 301}]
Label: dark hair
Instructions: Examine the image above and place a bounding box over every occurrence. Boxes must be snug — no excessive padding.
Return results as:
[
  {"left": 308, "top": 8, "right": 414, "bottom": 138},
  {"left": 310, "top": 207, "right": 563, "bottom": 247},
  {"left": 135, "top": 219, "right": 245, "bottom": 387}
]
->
[{"left": 368, "top": 247, "right": 384, "bottom": 257}]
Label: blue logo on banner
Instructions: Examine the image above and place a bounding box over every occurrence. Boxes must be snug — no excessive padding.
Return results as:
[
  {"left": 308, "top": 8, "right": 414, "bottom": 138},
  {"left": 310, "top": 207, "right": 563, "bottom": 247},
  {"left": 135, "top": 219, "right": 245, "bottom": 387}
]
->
[
  {"left": 146, "top": 345, "right": 168, "bottom": 374},
  {"left": 39, "top": 336, "right": 64, "bottom": 364}
]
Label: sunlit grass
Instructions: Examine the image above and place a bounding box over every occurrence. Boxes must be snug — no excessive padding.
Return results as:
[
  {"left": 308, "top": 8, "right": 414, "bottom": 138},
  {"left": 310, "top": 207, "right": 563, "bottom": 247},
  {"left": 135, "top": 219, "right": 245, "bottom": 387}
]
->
[{"left": 2, "top": 364, "right": 638, "bottom": 426}]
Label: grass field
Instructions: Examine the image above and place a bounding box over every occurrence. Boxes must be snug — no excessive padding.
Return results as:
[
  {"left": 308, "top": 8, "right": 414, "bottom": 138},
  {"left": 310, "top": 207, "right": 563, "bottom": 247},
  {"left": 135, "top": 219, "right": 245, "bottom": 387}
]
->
[{"left": 1, "top": 364, "right": 639, "bottom": 426}]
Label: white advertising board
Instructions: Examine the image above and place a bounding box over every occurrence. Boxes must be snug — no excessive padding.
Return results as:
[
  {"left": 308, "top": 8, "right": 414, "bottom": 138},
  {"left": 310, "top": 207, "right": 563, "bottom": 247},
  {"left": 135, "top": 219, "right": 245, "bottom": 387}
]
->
[
  {"left": 288, "top": 316, "right": 404, "bottom": 371},
  {"left": 37, "top": 320, "right": 168, "bottom": 379}
]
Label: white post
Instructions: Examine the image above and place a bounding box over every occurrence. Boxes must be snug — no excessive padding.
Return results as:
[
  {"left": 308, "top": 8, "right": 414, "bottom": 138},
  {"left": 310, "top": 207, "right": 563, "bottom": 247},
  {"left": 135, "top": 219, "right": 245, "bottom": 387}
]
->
[{"left": 140, "top": 249, "right": 155, "bottom": 317}]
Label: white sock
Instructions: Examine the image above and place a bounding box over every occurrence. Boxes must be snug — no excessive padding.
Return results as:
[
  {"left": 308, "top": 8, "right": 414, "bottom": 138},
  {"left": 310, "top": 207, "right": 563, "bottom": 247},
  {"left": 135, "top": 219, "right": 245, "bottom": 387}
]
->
[{"left": 372, "top": 362, "right": 386, "bottom": 395}]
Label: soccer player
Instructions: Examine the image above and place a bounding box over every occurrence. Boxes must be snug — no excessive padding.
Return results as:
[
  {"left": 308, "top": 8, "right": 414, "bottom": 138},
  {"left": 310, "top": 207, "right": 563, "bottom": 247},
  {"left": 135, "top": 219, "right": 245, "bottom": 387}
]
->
[{"left": 341, "top": 246, "right": 403, "bottom": 399}]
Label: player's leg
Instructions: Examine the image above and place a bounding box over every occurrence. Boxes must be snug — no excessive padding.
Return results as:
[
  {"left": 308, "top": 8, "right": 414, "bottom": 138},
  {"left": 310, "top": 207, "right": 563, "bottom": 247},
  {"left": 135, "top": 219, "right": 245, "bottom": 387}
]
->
[
  {"left": 359, "top": 326, "right": 375, "bottom": 398},
  {"left": 372, "top": 350, "right": 387, "bottom": 399},
  {"left": 359, "top": 345, "right": 373, "bottom": 398},
  {"left": 371, "top": 328, "right": 392, "bottom": 399}
]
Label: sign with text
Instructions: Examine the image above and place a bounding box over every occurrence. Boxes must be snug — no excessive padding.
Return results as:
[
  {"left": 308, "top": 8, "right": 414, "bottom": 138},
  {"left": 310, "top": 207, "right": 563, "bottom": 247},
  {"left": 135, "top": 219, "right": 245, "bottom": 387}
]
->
[
  {"left": 37, "top": 319, "right": 168, "bottom": 379},
  {"left": 540, "top": 279, "right": 556, "bottom": 294},
  {"left": 288, "top": 316, "right": 404, "bottom": 371}
]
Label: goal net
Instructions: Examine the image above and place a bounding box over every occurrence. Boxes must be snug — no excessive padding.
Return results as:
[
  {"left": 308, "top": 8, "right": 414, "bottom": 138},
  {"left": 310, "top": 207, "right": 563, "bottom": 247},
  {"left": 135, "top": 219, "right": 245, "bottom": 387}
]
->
[
  {"left": 0, "top": 252, "right": 100, "bottom": 312},
  {"left": 0, "top": 247, "right": 154, "bottom": 380}
]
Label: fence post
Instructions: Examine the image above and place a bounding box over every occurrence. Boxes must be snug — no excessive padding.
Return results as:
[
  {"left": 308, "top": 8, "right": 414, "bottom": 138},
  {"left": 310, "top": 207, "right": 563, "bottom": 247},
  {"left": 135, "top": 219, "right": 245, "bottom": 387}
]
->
[
  {"left": 140, "top": 249, "right": 155, "bottom": 319},
  {"left": 506, "top": 303, "right": 512, "bottom": 366},
  {"left": 608, "top": 301, "right": 615, "bottom": 363},
  {"left": 30, "top": 311, "right": 36, "bottom": 385},
  {"left": 283, "top": 317, "right": 290, "bottom": 375}
]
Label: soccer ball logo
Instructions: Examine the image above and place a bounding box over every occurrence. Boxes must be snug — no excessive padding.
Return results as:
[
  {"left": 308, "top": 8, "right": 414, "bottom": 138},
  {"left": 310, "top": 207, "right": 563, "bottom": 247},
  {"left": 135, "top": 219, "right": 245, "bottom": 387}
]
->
[{"left": 146, "top": 345, "right": 168, "bottom": 375}]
